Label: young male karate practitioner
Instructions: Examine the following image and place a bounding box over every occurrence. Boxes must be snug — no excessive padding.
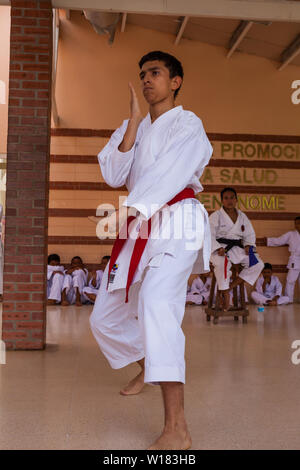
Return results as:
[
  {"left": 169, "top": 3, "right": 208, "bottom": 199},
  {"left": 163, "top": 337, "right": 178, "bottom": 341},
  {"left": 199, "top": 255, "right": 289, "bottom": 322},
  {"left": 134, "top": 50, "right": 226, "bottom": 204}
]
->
[
  {"left": 61, "top": 256, "right": 88, "bottom": 306},
  {"left": 251, "top": 263, "right": 289, "bottom": 306},
  {"left": 82, "top": 255, "right": 110, "bottom": 303},
  {"left": 47, "top": 254, "right": 65, "bottom": 305},
  {"left": 210, "top": 187, "right": 264, "bottom": 310},
  {"left": 89, "top": 51, "right": 213, "bottom": 450},
  {"left": 186, "top": 272, "right": 211, "bottom": 305},
  {"left": 266, "top": 216, "right": 300, "bottom": 303}
]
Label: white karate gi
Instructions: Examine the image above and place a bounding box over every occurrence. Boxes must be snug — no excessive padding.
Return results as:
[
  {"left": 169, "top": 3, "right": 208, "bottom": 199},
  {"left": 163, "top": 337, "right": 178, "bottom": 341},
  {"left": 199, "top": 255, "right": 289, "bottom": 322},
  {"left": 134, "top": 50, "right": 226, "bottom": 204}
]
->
[
  {"left": 82, "top": 269, "right": 104, "bottom": 303},
  {"left": 62, "top": 268, "right": 88, "bottom": 304},
  {"left": 267, "top": 230, "right": 300, "bottom": 302},
  {"left": 47, "top": 265, "right": 65, "bottom": 303},
  {"left": 251, "top": 275, "right": 289, "bottom": 305},
  {"left": 90, "top": 106, "right": 213, "bottom": 384},
  {"left": 186, "top": 276, "right": 211, "bottom": 305},
  {"left": 210, "top": 207, "right": 264, "bottom": 290}
]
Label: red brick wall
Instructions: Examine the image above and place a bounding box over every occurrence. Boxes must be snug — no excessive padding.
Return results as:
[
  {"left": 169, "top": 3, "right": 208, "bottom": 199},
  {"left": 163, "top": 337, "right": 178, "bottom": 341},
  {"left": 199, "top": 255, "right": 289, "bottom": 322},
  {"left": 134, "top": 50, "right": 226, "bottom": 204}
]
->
[{"left": 2, "top": 0, "right": 52, "bottom": 350}]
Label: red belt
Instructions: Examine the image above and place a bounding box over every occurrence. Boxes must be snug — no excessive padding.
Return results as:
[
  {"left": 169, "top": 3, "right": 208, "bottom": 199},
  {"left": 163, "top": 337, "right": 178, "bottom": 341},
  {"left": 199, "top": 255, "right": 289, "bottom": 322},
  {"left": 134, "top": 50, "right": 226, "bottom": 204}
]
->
[{"left": 107, "top": 187, "right": 196, "bottom": 303}]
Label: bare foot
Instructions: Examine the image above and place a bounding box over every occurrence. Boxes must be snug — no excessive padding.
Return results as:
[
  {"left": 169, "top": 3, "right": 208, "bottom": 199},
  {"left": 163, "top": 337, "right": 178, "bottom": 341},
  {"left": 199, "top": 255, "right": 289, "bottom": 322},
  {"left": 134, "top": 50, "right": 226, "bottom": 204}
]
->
[
  {"left": 147, "top": 427, "right": 192, "bottom": 450},
  {"left": 75, "top": 300, "right": 82, "bottom": 306},
  {"left": 120, "top": 370, "right": 145, "bottom": 396},
  {"left": 186, "top": 301, "right": 194, "bottom": 305},
  {"left": 47, "top": 299, "right": 56, "bottom": 305},
  {"left": 61, "top": 300, "right": 70, "bottom": 306}
]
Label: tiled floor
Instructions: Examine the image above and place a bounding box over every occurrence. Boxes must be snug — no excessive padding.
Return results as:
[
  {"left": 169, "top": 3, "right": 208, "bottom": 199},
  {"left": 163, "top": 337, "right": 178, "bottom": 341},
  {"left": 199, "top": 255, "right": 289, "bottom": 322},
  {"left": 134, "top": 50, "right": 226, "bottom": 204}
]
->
[{"left": 0, "top": 303, "right": 300, "bottom": 450}]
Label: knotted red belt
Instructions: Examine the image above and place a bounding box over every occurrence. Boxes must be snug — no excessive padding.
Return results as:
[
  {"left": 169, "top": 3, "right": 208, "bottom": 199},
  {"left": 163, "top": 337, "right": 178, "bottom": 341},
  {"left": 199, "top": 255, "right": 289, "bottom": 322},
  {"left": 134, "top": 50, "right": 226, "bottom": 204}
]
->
[{"left": 107, "top": 188, "right": 196, "bottom": 303}]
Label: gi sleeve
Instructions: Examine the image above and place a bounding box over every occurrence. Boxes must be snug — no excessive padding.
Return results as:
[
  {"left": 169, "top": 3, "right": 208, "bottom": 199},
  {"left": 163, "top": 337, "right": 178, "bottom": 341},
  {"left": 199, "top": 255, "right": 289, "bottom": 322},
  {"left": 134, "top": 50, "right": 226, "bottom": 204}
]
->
[
  {"left": 122, "top": 122, "right": 213, "bottom": 220},
  {"left": 47, "top": 265, "right": 54, "bottom": 281},
  {"left": 242, "top": 213, "right": 256, "bottom": 246},
  {"left": 98, "top": 119, "right": 135, "bottom": 188},
  {"left": 267, "top": 232, "right": 291, "bottom": 247},
  {"left": 209, "top": 211, "right": 222, "bottom": 253},
  {"left": 274, "top": 277, "right": 282, "bottom": 297},
  {"left": 255, "top": 276, "right": 264, "bottom": 294}
]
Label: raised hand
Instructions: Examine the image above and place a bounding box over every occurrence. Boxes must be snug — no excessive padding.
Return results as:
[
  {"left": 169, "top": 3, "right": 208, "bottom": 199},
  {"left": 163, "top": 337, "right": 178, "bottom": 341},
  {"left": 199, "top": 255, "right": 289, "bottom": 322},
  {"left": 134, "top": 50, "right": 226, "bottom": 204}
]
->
[
  {"left": 118, "top": 83, "right": 143, "bottom": 153},
  {"left": 129, "top": 82, "right": 142, "bottom": 122}
]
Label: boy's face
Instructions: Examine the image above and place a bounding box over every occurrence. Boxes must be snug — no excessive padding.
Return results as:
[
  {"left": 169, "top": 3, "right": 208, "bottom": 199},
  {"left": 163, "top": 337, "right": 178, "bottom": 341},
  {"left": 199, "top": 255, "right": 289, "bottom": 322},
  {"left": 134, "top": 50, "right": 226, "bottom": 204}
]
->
[
  {"left": 139, "top": 60, "right": 181, "bottom": 105},
  {"left": 100, "top": 257, "right": 109, "bottom": 270},
  {"left": 262, "top": 268, "right": 272, "bottom": 279},
  {"left": 222, "top": 191, "right": 237, "bottom": 209},
  {"left": 295, "top": 219, "right": 300, "bottom": 233},
  {"left": 49, "top": 260, "right": 59, "bottom": 266},
  {"left": 71, "top": 258, "right": 82, "bottom": 267}
]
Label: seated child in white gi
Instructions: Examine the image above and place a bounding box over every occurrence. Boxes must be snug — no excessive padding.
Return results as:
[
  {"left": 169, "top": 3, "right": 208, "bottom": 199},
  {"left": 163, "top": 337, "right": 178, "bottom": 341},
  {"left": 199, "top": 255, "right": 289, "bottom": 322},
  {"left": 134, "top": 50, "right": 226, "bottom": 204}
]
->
[
  {"left": 186, "top": 272, "right": 211, "bottom": 305},
  {"left": 210, "top": 187, "right": 264, "bottom": 311},
  {"left": 266, "top": 216, "right": 300, "bottom": 303},
  {"left": 82, "top": 255, "right": 110, "bottom": 304},
  {"left": 47, "top": 253, "right": 65, "bottom": 305},
  {"left": 251, "top": 262, "right": 289, "bottom": 306},
  {"left": 61, "top": 256, "right": 88, "bottom": 306}
]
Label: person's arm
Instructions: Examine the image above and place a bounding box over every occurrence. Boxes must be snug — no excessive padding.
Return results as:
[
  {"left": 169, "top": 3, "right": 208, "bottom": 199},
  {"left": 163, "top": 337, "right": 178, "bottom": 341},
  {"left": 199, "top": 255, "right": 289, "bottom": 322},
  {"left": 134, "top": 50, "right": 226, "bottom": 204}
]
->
[
  {"left": 122, "top": 119, "right": 213, "bottom": 221},
  {"left": 256, "top": 277, "right": 263, "bottom": 294},
  {"left": 267, "top": 232, "right": 290, "bottom": 247},
  {"left": 98, "top": 84, "right": 142, "bottom": 188},
  {"left": 274, "top": 277, "right": 282, "bottom": 298},
  {"left": 242, "top": 214, "right": 256, "bottom": 250}
]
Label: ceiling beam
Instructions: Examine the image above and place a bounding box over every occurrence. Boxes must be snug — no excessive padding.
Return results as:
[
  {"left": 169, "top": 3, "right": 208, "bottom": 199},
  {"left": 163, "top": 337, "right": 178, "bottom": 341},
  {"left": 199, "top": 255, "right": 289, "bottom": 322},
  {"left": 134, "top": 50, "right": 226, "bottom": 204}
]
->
[
  {"left": 227, "top": 20, "right": 253, "bottom": 58},
  {"left": 121, "top": 12, "right": 127, "bottom": 32},
  {"left": 36, "top": 0, "right": 300, "bottom": 23},
  {"left": 279, "top": 34, "right": 300, "bottom": 70},
  {"left": 174, "top": 16, "right": 189, "bottom": 45}
]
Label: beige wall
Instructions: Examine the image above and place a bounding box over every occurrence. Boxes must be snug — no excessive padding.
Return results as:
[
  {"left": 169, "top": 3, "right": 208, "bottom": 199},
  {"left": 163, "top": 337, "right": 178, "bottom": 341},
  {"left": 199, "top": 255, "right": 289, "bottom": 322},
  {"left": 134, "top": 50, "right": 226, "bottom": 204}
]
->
[{"left": 55, "top": 11, "right": 300, "bottom": 134}]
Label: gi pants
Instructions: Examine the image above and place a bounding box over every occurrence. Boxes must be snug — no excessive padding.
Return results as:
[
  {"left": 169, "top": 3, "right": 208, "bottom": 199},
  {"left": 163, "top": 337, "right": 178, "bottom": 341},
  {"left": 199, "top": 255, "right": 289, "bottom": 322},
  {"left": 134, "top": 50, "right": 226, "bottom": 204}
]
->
[
  {"left": 90, "top": 245, "right": 199, "bottom": 385},
  {"left": 285, "top": 269, "right": 300, "bottom": 303},
  {"left": 211, "top": 246, "right": 264, "bottom": 291}
]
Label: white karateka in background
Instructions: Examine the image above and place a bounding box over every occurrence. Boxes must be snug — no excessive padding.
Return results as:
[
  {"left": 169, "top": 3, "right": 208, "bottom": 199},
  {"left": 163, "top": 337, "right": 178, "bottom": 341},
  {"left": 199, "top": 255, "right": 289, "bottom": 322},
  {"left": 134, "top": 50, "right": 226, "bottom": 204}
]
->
[
  {"left": 47, "top": 253, "right": 65, "bottom": 305},
  {"left": 210, "top": 187, "right": 264, "bottom": 311},
  {"left": 251, "top": 262, "right": 289, "bottom": 306},
  {"left": 61, "top": 256, "right": 88, "bottom": 306},
  {"left": 266, "top": 216, "right": 300, "bottom": 303},
  {"left": 0, "top": 204, "right": 3, "bottom": 301},
  {"left": 82, "top": 255, "right": 110, "bottom": 304},
  {"left": 186, "top": 272, "right": 211, "bottom": 305},
  {"left": 89, "top": 51, "right": 213, "bottom": 450}
]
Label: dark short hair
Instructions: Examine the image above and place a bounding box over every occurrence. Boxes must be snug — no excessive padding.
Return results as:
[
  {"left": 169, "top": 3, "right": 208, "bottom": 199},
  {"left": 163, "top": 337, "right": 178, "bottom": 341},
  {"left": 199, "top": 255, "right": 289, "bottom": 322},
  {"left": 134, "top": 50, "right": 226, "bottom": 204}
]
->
[
  {"left": 71, "top": 256, "right": 83, "bottom": 264},
  {"left": 221, "top": 187, "right": 238, "bottom": 200},
  {"left": 102, "top": 256, "right": 111, "bottom": 261},
  {"left": 48, "top": 253, "right": 60, "bottom": 264},
  {"left": 295, "top": 216, "right": 300, "bottom": 222},
  {"left": 138, "top": 51, "right": 183, "bottom": 98},
  {"left": 263, "top": 263, "right": 273, "bottom": 271}
]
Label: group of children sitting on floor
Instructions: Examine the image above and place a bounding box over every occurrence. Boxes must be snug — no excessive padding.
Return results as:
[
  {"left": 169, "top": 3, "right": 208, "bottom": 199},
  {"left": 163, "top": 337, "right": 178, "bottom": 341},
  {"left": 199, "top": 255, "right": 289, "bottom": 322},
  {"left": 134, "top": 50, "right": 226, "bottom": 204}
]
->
[
  {"left": 47, "top": 186, "right": 300, "bottom": 309},
  {"left": 47, "top": 254, "right": 110, "bottom": 306}
]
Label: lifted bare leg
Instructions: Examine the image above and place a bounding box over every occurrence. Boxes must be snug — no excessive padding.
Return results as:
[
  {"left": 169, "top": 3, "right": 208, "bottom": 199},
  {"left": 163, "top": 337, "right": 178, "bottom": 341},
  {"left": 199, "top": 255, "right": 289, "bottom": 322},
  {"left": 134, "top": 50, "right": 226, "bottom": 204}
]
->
[
  {"left": 147, "top": 382, "right": 192, "bottom": 450},
  {"left": 75, "top": 287, "right": 82, "bottom": 306},
  {"left": 61, "top": 289, "right": 70, "bottom": 306},
  {"left": 120, "top": 358, "right": 145, "bottom": 396},
  {"left": 85, "top": 292, "right": 97, "bottom": 303}
]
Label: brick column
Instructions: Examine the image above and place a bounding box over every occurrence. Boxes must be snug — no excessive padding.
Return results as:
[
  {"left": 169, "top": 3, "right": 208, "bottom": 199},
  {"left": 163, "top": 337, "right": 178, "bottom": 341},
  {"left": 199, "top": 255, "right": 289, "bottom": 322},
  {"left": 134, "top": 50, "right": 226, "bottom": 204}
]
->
[{"left": 2, "top": 1, "right": 53, "bottom": 350}]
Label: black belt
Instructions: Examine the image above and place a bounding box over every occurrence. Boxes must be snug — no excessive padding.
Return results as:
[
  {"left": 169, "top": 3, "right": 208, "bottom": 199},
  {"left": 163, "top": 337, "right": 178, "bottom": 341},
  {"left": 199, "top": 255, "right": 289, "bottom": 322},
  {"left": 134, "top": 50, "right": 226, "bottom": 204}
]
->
[{"left": 217, "top": 238, "right": 244, "bottom": 253}]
